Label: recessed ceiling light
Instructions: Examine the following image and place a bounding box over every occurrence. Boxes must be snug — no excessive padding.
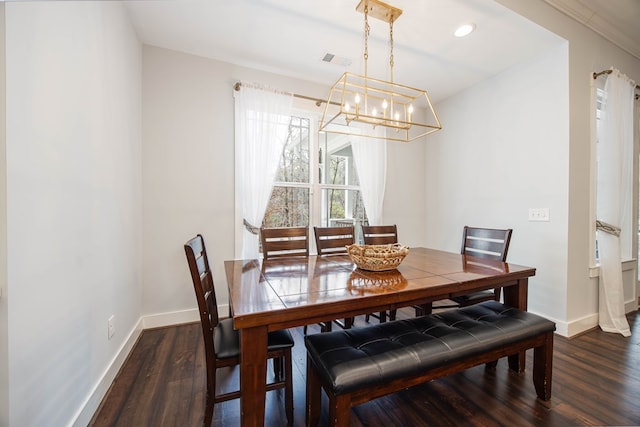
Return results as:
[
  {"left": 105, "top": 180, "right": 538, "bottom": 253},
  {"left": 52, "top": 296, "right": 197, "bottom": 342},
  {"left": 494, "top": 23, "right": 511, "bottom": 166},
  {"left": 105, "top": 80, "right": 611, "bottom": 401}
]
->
[{"left": 454, "top": 23, "right": 476, "bottom": 38}]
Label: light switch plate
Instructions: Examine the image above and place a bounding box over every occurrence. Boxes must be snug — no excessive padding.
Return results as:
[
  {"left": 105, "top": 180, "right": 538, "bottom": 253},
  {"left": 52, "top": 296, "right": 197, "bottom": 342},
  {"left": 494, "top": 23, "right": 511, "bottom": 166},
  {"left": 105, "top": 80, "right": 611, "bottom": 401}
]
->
[{"left": 528, "top": 208, "right": 550, "bottom": 222}]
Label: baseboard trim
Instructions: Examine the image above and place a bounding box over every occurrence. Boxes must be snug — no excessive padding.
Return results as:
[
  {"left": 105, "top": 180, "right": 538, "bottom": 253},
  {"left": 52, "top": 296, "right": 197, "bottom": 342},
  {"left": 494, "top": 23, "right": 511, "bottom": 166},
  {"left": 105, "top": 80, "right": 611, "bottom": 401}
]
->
[
  {"left": 71, "top": 317, "right": 144, "bottom": 427},
  {"left": 141, "top": 307, "right": 200, "bottom": 329},
  {"left": 560, "top": 299, "right": 637, "bottom": 338},
  {"left": 564, "top": 312, "right": 599, "bottom": 337},
  {"left": 71, "top": 305, "right": 232, "bottom": 426}
]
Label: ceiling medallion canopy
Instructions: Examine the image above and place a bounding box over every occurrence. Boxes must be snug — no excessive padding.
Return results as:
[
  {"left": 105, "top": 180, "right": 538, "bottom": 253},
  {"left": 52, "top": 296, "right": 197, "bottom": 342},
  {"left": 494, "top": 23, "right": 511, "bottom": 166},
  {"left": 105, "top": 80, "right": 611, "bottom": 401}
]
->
[{"left": 320, "top": 0, "right": 442, "bottom": 143}]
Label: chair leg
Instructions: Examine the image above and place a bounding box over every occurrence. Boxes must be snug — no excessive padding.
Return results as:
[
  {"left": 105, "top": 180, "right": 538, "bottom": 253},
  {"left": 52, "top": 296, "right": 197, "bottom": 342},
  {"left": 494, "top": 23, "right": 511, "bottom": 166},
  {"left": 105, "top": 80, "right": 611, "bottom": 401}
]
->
[
  {"left": 344, "top": 317, "right": 354, "bottom": 329},
  {"left": 203, "top": 391, "right": 214, "bottom": 427},
  {"left": 365, "top": 311, "right": 388, "bottom": 323},
  {"left": 284, "top": 350, "right": 294, "bottom": 424},
  {"left": 419, "top": 302, "right": 433, "bottom": 315},
  {"left": 273, "top": 356, "right": 282, "bottom": 381},
  {"left": 203, "top": 361, "right": 216, "bottom": 427}
]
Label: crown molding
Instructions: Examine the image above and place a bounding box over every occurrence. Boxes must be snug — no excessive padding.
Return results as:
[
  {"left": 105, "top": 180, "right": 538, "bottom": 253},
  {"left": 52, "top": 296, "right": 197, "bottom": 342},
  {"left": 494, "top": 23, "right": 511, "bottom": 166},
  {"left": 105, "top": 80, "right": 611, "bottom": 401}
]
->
[{"left": 544, "top": 0, "right": 640, "bottom": 60}]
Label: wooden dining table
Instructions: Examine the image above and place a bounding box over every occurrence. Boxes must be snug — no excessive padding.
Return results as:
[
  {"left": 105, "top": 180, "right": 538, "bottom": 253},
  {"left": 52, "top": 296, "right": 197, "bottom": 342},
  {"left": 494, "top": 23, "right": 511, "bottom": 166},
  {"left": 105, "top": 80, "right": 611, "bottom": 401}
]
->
[{"left": 224, "top": 247, "right": 536, "bottom": 427}]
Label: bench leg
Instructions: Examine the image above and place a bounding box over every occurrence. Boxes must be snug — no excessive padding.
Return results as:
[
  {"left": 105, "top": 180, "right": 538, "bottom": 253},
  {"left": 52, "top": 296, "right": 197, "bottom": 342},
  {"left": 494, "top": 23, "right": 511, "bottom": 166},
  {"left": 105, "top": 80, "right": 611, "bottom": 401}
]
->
[
  {"left": 484, "top": 360, "right": 498, "bottom": 370},
  {"left": 507, "top": 351, "right": 526, "bottom": 373},
  {"left": 533, "top": 332, "right": 554, "bottom": 400},
  {"left": 328, "top": 394, "right": 351, "bottom": 427},
  {"left": 306, "top": 356, "right": 322, "bottom": 427}
]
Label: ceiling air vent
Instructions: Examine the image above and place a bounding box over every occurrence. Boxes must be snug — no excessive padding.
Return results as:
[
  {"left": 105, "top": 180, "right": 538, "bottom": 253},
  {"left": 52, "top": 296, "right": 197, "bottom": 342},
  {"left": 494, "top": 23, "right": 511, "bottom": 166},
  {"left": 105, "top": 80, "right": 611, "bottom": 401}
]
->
[{"left": 322, "top": 52, "right": 352, "bottom": 67}]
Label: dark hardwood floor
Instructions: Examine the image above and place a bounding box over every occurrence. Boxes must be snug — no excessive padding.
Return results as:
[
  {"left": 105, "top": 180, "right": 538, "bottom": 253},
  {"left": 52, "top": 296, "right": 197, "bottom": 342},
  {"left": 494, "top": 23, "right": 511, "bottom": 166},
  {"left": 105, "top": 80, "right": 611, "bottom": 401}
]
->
[{"left": 89, "top": 308, "right": 640, "bottom": 427}]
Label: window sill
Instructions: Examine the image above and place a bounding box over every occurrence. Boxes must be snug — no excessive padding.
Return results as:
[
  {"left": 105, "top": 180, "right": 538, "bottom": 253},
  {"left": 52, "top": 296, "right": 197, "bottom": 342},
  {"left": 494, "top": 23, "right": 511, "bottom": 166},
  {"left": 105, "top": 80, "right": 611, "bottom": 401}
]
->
[{"left": 589, "top": 258, "right": 637, "bottom": 278}]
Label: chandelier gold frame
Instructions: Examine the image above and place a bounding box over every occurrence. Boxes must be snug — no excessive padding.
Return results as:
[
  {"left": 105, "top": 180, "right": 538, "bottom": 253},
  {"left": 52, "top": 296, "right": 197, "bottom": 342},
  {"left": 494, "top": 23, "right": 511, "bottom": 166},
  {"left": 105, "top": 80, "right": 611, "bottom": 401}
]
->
[{"left": 319, "top": 0, "right": 442, "bottom": 143}]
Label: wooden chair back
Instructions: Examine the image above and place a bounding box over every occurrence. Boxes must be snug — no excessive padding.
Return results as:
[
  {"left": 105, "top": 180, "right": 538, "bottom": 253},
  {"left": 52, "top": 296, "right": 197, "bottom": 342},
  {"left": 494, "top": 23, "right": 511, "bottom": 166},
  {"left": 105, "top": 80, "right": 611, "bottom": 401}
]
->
[
  {"left": 184, "top": 234, "right": 294, "bottom": 425},
  {"left": 261, "top": 226, "right": 309, "bottom": 259},
  {"left": 184, "top": 234, "right": 219, "bottom": 335},
  {"left": 361, "top": 224, "right": 399, "bottom": 323},
  {"left": 184, "top": 234, "right": 219, "bottom": 423},
  {"left": 314, "top": 226, "right": 355, "bottom": 256},
  {"left": 362, "top": 224, "right": 398, "bottom": 245},
  {"left": 460, "top": 226, "right": 513, "bottom": 261}
]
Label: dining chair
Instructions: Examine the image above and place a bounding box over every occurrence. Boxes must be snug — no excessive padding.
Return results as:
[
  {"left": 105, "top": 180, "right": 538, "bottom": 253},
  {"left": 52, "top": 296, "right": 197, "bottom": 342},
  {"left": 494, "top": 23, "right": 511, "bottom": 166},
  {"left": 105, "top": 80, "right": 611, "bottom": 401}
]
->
[
  {"left": 362, "top": 224, "right": 398, "bottom": 245},
  {"left": 314, "top": 225, "right": 355, "bottom": 257},
  {"left": 454, "top": 225, "right": 513, "bottom": 303},
  {"left": 184, "top": 234, "right": 294, "bottom": 427},
  {"left": 361, "top": 224, "right": 399, "bottom": 323},
  {"left": 415, "top": 226, "right": 513, "bottom": 316},
  {"left": 311, "top": 225, "right": 357, "bottom": 332},
  {"left": 260, "top": 226, "right": 309, "bottom": 259}
]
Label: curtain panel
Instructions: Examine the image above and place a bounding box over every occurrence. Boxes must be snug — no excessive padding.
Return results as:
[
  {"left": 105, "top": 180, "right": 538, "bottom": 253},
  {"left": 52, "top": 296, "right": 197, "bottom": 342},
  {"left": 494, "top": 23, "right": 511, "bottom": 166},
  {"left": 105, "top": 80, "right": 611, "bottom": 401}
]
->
[
  {"left": 234, "top": 84, "right": 293, "bottom": 259},
  {"left": 596, "top": 68, "right": 635, "bottom": 337},
  {"left": 351, "top": 127, "right": 387, "bottom": 226}
]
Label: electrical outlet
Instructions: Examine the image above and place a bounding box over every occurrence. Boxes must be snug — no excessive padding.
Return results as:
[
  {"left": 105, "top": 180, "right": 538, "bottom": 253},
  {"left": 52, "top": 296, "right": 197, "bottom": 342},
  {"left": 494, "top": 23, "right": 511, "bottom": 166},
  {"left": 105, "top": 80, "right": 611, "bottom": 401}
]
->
[{"left": 108, "top": 315, "right": 115, "bottom": 340}]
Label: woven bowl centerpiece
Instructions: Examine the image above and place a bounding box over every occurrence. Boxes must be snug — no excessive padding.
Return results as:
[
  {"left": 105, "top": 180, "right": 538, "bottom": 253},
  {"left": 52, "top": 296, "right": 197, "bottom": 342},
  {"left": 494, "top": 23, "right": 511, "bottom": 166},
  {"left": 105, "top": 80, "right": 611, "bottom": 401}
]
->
[{"left": 346, "top": 243, "right": 410, "bottom": 272}]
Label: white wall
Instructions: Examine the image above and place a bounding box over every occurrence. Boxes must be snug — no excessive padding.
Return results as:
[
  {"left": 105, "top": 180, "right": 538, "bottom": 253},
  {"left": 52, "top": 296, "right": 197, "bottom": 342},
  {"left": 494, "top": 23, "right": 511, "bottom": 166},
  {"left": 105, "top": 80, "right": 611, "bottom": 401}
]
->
[
  {"left": 424, "top": 44, "right": 571, "bottom": 330},
  {"left": 4, "top": 2, "right": 141, "bottom": 426},
  {"left": 384, "top": 141, "right": 427, "bottom": 247},
  {"left": 497, "top": 0, "right": 640, "bottom": 335},
  {"left": 0, "top": 3, "right": 8, "bottom": 425}
]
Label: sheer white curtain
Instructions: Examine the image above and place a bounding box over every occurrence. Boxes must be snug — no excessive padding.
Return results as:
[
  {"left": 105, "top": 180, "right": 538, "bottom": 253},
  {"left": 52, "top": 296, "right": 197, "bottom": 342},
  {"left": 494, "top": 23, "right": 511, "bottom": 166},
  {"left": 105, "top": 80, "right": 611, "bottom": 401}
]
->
[
  {"left": 351, "top": 127, "right": 387, "bottom": 226},
  {"left": 234, "top": 84, "right": 293, "bottom": 259},
  {"left": 596, "top": 69, "right": 634, "bottom": 337}
]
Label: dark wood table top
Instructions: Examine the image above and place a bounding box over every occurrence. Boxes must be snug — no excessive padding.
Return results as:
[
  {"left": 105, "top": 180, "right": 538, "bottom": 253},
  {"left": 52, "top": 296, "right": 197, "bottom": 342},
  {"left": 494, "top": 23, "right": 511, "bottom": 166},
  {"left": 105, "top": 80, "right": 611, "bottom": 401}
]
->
[{"left": 225, "top": 247, "right": 536, "bottom": 331}]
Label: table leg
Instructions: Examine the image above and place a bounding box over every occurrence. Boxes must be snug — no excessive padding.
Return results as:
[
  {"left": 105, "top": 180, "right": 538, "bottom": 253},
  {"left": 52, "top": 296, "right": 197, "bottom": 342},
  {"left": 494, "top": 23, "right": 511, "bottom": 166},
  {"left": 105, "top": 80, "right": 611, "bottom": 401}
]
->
[
  {"left": 240, "top": 325, "right": 268, "bottom": 427},
  {"left": 503, "top": 278, "right": 529, "bottom": 371},
  {"left": 502, "top": 278, "right": 528, "bottom": 311}
]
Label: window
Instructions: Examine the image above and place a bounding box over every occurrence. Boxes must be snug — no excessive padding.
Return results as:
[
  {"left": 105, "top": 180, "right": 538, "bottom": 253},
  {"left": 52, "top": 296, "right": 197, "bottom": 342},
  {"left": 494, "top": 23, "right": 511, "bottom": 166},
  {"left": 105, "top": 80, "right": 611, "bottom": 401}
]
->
[
  {"left": 594, "top": 86, "right": 604, "bottom": 262},
  {"left": 262, "top": 114, "right": 369, "bottom": 245},
  {"left": 318, "top": 133, "right": 368, "bottom": 235},
  {"left": 591, "top": 74, "right": 637, "bottom": 268},
  {"left": 262, "top": 116, "right": 310, "bottom": 227}
]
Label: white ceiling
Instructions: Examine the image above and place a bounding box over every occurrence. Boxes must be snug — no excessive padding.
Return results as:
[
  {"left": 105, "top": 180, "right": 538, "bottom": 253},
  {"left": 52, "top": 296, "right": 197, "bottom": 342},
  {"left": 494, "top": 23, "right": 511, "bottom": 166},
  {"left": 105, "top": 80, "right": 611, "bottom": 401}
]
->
[{"left": 123, "top": 0, "right": 637, "bottom": 103}]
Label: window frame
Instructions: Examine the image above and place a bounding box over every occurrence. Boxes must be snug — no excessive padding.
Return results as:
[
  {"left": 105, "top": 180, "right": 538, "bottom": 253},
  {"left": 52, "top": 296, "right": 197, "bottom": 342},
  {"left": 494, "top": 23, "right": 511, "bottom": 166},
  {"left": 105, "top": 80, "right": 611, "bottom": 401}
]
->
[{"left": 261, "top": 109, "right": 369, "bottom": 252}]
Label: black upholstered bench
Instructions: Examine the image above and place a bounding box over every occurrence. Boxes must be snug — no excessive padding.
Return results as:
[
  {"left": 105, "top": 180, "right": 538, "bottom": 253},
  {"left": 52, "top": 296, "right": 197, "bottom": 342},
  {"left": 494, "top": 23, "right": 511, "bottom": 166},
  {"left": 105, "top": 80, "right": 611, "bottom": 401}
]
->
[{"left": 304, "top": 300, "right": 555, "bottom": 427}]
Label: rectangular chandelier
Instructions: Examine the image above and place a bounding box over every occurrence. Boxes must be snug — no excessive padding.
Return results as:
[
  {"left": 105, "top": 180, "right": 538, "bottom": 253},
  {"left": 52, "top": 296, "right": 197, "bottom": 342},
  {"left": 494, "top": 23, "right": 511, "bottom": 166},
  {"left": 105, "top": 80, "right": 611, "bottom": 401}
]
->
[{"left": 319, "top": 0, "right": 442, "bottom": 143}]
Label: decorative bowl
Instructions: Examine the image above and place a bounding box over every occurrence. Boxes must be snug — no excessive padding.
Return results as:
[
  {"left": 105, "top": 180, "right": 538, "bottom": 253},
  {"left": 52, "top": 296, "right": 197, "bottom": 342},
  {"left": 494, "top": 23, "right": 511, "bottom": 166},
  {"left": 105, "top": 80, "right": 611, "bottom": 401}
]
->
[{"left": 346, "top": 243, "right": 410, "bottom": 272}]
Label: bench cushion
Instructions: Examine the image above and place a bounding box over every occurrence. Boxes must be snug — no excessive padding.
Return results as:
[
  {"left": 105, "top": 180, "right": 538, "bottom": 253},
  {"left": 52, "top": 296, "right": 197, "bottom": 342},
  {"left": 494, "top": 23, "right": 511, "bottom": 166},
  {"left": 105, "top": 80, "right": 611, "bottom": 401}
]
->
[{"left": 304, "top": 300, "right": 555, "bottom": 395}]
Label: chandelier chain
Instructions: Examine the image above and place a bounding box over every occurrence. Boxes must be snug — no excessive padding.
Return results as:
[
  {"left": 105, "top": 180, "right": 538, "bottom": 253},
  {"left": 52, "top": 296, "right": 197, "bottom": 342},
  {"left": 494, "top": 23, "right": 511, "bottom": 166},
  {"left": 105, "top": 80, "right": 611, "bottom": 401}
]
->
[
  {"left": 363, "top": 3, "right": 370, "bottom": 78},
  {"left": 389, "top": 19, "right": 394, "bottom": 84}
]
